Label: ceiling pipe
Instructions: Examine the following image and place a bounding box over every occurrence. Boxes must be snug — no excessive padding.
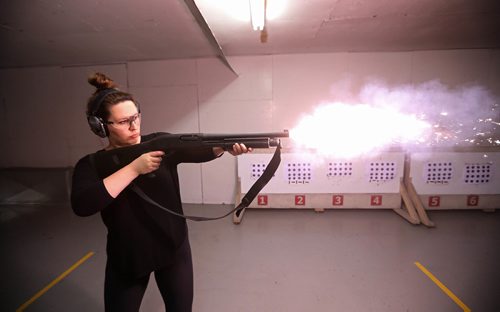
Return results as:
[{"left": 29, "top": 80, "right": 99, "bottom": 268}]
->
[{"left": 182, "top": 0, "right": 238, "bottom": 76}]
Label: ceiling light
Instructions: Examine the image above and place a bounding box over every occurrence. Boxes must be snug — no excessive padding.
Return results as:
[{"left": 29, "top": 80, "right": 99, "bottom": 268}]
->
[
  {"left": 249, "top": 0, "right": 266, "bottom": 31},
  {"left": 208, "top": 0, "right": 285, "bottom": 24}
]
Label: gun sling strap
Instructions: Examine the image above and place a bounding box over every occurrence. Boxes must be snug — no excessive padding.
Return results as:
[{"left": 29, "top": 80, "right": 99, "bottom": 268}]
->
[{"left": 90, "top": 144, "right": 281, "bottom": 222}]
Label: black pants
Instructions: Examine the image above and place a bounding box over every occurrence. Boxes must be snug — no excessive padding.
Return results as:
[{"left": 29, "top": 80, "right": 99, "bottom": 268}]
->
[{"left": 104, "top": 238, "right": 193, "bottom": 312}]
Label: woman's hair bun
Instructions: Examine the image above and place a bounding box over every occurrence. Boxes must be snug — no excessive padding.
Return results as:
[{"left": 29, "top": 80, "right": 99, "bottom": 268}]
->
[{"left": 88, "top": 72, "right": 118, "bottom": 90}]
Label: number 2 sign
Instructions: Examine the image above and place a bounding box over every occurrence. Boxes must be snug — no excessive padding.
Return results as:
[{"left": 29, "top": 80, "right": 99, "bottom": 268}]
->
[{"left": 295, "top": 195, "right": 306, "bottom": 206}]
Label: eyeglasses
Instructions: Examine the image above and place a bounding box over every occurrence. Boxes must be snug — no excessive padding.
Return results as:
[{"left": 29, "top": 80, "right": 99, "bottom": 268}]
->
[{"left": 107, "top": 113, "right": 141, "bottom": 129}]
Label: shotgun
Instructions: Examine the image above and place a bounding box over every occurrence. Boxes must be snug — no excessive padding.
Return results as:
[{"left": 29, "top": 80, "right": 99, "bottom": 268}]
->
[{"left": 91, "top": 131, "right": 288, "bottom": 178}]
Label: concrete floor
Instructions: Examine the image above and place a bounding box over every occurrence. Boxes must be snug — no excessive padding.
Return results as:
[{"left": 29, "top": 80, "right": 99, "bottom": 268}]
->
[{"left": 1, "top": 203, "right": 499, "bottom": 312}]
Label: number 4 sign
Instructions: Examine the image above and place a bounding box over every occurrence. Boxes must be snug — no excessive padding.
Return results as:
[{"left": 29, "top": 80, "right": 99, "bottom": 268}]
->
[{"left": 370, "top": 195, "right": 382, "bottom": 206}]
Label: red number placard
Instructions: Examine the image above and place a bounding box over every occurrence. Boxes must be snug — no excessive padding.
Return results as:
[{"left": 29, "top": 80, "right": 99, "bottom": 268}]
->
[
  {"left": 467, "top": 195, "right": 479, "bottom": 206},
  {"left": 295, "top": 195, "right": 306, "bottom": 206},
  {"left": 257, "top": 195, "right": 268, "bottom": 206},
  {"left": 428, "top": 196, "right": 441, "bottom": 207},
  {"left": 370, "top": 195, "right": 382, "bottom": 206},
  {"left": 332, "top": 195, "right": 344, "bottom": 206}
]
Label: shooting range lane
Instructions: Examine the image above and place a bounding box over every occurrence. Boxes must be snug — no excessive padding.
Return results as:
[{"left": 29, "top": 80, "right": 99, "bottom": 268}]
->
[{"left": 1, "top": 201, "right": 499, "bottom": 311}]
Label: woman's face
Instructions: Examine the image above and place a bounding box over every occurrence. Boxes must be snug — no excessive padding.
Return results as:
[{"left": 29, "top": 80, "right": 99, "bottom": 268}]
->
[{"left": 106, "top": 100, "right": 141, "bottom": 147}]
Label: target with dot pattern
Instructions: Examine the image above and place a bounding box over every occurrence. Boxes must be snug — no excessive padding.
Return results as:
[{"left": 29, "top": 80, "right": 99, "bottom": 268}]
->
[
  {"left": 251, "top": 163, "right": 268, "bottom": 179},
  {"left": 464, "top": 163, "right": 491, "bottom": 184},
  {"left": 425, "top": 162, "right": 453, "bottom": 183},
  {"left": 369, "top": 162, "right": 396, "bottom": 182},
  {"left": 286, "top": 162, "right": 312, "bottom": 184},
  {"left": 327, "top": 162, "right": 353, "bottom": 177}
]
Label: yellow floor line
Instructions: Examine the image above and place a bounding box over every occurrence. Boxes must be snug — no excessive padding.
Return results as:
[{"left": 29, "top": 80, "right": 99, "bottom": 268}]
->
[
  {"left": 415, "top": 261, "right": 471, "bottom": 312},
  {"left": 16, "top": 251, "right": 95, "bottom": 312}
]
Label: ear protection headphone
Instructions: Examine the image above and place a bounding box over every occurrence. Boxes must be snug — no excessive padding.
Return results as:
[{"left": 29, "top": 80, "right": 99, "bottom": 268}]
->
[{"left": 86, "top": 89, "right": 121, "bottom": 138}]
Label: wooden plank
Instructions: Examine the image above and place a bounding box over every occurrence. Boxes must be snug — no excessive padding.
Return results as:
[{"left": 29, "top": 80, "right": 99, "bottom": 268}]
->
[{"left": 395, "top": 180, "right": 421, "bottom": 225}]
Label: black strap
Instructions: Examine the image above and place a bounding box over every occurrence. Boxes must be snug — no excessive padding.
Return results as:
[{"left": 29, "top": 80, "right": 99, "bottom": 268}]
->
[{"left": 130, "top": 144, "right": 282, "bottom": 221}]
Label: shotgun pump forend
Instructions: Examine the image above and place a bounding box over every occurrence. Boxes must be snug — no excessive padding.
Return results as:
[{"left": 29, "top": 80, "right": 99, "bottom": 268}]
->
[{"left": 176, "top": 131, "right": 287, "bottom": 150}]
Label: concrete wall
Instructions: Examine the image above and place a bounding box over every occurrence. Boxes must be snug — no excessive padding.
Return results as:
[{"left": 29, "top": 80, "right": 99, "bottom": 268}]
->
[{"left": 0, "top": 49, "right": 499, "bottom": 203}]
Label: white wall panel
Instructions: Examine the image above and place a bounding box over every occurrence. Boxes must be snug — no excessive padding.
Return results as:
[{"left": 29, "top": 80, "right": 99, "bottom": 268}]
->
[
  {"left": 345, "top": 52, "right": 412, "bottom": 87},
  {"left": 410, "top": 50, "right": 491, "bottom": 85},
  {"left": 0, "top": 67, "right": 63, "bottom": 167},
  {"left": 128, "top": 59, "right": 196, "bottom": 87},
  {"left": 199, "top": 99, "right": 274, "bottom": 133},
  {"left": 197, "top": 56, "right": 272, "bottom": 102},
  {"left": 130, "top": 85, "right": 199, "bottom": 133},
  {"left": 196, "top": 58, "right": 235, "bottom": 103}
]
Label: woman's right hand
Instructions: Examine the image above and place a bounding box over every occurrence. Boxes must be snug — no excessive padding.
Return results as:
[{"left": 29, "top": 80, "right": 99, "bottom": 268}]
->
[{"left": 130, "top": 151, "right": 165, "bottom": 175}]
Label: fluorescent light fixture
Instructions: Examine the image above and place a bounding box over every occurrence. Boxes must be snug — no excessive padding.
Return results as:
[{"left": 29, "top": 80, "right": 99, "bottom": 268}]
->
[
  {"left": 204, "top": 0, "right": 285, "bottom": 29},
  {"left": 249, "top": 0, "right": 266, "bottom": 31}
]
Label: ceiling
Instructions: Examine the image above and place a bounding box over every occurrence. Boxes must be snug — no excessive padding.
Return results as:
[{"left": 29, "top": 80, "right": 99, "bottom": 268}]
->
[{"left": 1, "top": 0, "right": 500, "bottom": 69}]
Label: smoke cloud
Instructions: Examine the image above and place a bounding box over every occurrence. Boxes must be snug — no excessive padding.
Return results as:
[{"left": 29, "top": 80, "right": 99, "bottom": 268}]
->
[
  {"left": 357, "top": 80, "right": 500, "bottom": 147},
  {"left": 290, "top": 80, "right": 499, "bottom": 158}
]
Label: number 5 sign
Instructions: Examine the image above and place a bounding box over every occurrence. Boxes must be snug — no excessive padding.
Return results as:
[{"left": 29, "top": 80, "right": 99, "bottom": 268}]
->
[{"left": 428, "top": 196, "right": 440, "bottom": 207}]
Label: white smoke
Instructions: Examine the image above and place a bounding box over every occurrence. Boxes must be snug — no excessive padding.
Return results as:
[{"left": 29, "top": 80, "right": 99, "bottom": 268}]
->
[
  {"left": 358, "top": 80, "right": 500, "bottom": 147},
  {"left": 291, "top": 80, "right": 500, "bottom": 158}
]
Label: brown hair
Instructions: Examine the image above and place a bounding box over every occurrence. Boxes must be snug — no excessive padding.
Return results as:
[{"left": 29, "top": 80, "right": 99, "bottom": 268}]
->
[{"left": 86, "top": 72, "right": 137, "bottom": 121}]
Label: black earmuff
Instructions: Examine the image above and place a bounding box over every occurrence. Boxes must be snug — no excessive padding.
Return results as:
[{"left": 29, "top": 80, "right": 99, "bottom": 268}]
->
[
  {"left": 87, "top": 89, "right": 121, "bottom": 138},
  {"left": 87, "top": 115, "right": 108, "bottom": 138}
]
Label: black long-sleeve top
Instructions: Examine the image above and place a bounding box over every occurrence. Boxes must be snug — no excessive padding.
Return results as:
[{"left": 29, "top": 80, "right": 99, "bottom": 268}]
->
[{"left": 71, "top": 132, "right": 217, "bottom": 278}]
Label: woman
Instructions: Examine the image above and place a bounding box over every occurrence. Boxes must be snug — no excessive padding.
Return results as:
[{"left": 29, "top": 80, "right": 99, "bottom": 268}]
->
[{"left": 71, "top": 72, "right": 249, "bottom": 312}]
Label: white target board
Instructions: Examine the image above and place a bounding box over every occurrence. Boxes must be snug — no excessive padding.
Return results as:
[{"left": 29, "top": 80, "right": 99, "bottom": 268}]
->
[
  {"left": 238, "top": 151, "right": 405, "bottom": 194},
  {"left": 410, "top": 151, "right": 500, "bottom": 195}
]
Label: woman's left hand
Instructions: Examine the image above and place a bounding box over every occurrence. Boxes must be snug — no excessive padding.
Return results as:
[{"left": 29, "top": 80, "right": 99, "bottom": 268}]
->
[
  {"left": 228, "top": 143, "right": 252, "bottom": 156},
  {"left": 213, "top": 143, "right": 252, "bottom": 157}
]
